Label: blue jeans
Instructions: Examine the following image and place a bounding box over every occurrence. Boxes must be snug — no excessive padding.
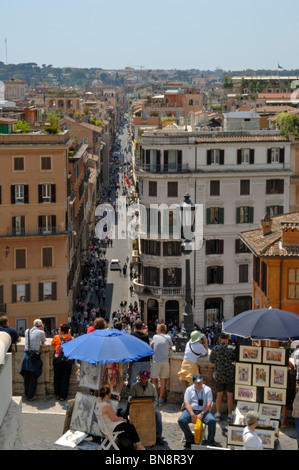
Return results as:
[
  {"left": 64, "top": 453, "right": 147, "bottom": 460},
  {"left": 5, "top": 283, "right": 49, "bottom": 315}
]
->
[{"left": 178, "top": 409, "right": 216, "bottom": 444}]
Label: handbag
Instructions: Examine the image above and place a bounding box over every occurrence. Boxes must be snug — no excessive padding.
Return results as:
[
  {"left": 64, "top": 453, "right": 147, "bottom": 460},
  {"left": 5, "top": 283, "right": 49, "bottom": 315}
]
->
[{"left": 27, "top": 329, "right": 41, "bottom": 362}]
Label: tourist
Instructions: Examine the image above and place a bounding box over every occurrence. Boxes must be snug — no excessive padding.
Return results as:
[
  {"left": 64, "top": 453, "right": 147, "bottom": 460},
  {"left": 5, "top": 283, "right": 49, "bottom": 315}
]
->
[{"left": 150, "top": 323, "right": 173, "bottom": 406}]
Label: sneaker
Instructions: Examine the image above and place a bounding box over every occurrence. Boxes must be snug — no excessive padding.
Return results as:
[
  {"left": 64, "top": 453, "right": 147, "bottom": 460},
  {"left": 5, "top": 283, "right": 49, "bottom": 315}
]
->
[
  {"left": 227, "top": 414, "right": 233, "bottom": 423},
  {"left": 158, "top": 398, "right": 164, "bottom": 406},
  {"left": 215, "top": 412, "right": 221, "bottom": 421}
]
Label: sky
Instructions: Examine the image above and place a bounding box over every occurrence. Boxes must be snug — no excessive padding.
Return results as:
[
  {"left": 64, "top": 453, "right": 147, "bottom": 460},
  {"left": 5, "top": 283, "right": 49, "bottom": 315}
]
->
[{"left": 1, "top": 0, "right": 298, "bottom": 71}]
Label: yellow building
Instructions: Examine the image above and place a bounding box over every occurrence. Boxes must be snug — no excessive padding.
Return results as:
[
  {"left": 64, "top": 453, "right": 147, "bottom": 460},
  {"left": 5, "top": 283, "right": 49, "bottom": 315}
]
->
[{"left": 0, "top": 130, "right": 73, "bottom": 334}]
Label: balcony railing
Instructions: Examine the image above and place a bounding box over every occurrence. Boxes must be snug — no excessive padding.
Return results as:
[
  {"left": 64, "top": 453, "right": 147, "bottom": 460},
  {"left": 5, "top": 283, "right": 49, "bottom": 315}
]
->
[
  {"left": 1, "top": 226, "right": 72, "bottom": 238},
  {"left": 135, "top": 163, "right": 191, "bottom": 173},
  {"left": 133, "top": 279, "right": 185, "bottom": 298}
]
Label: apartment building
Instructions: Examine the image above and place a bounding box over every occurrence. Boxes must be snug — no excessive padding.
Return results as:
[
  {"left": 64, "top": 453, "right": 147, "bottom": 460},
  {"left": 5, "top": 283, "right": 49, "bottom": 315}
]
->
[
  {"left": 0, "top": 130, "right": 76, "bottom": 334},
  {"left": 132, "top": 123, "right": 291, "bottom": 329}
]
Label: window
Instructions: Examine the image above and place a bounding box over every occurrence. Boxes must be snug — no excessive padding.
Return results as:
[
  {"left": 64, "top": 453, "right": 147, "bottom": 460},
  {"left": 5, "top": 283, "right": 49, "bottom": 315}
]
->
[
  {"left": 143, "top": 266, "right": 160, "bottom": 286},
  {"left": 148, "top": 181, "right": 157, "bottom": 197},
  {"left": 163, "top": 241, "right": 181, "bottom": 256},
  {"left": 206, "top": 239, "right": 224, "bottom": 255},
  {"left": 41, "top": 156, "right": 52, "bottom": 170},
  {"left": 168, "top": 181, "right": 178, "bottom": 198},
  {"left": 267, "top": 148, "right": 285, "bottom": 164},
  {"left": 210, "top": 180, "right": 220, "bottom": 196},
  {"left": 42, "top": 247, "right": 53, "bottom": 267},
  {"left": 235, "top": 239, "right": 251, "bottom": 253},
  {"left": 12, "top": 283, "right": 30, "bottom": 302},
  {"left": 266, "top": 179, "right": 284, "bottom": 194},
  {"left": 12, "top": 216, "right": 25, "bottom": 236},
  {"left": 38, "top": 184, "right": 56, "bottom": 203},
  {"left": 207, "top": 266, "right": 223, "bottom": 285},
  {"left": 206, "top": 207, "right": 224, "bottom": 224},
  {"left": 207, "top": 149, "right": 224, "bottom": 165},
  {"left": 39, "top": 282, "right": 57, "bottom": 301},
  {"left": 15, "top": 249, "right": 26, "bottom": 269},
  {"left": 13, "top": 157, "right": 24, "bottom": 171},
  {"left": 266, "top": 205, "right": 284, "bottom": 217},
  {"left": 261, "top": 261, "right": 267, "bottom": 294},
  {"left": 239, "top": 264, "right": 249, "bottom": 283},
  {"left": 236, "top": 207, "right": 254, "bottom": 224},
  {"left": 164, "top": 150, "right": 182, "bottom": 172},
  {"left": 38, "top": 215, "right": 56, "bottom": 234},
  {"left": 11, "top": 184, "right": 29, "bottom": 204},
  {"left": 240, "top": 180, "right": 250, "bottom": 196},
  {"left": 163, "top": 268, "right": 182, "bottom": 287},
  {"left": 288, "top": 268, "right": 299, "bottom": 299},
  {"left": 237, "top": 149, "right": 254, "bottom": 164}
]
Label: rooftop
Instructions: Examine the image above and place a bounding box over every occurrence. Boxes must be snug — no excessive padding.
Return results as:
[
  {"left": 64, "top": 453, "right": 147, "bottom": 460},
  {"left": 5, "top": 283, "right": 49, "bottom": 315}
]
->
[{"left": 240, "top": 212, "right": 299, "bottom": 257}]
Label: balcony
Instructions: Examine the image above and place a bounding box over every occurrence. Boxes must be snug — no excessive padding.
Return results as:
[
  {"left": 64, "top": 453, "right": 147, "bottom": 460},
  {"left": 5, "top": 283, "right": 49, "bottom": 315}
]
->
[
  {"left": 133, "top": 278, "right": 185, "bottom": 298},
  {"left": 134, "top": 162, "right": 191, "bottom": 173},
  {"left": 1, "top": 226, "right": 72, "bottom": 238}
]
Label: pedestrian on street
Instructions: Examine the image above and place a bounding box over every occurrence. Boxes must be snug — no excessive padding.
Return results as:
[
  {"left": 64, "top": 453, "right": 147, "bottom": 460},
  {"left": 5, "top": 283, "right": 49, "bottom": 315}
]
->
[
  {"left": 0, "top": 314, "right": 21, "bottom": 352},
  {"left": 20, "top": 319, "right": 46, "bottom": 401},
  {"left": 129, "top": 320, "right": 151, "bottom": 387},
  {"left": 150, "top": 323, "right": 173, "bottom": 406},
  {"left": 242, "top": 411, "right": 263, "bottom": 450},
  {"left": 209, "top": 332, "right": 236, "bottom": 423},
  {"left": 51, "top": 324, "right": 74, "bottom": 401}
]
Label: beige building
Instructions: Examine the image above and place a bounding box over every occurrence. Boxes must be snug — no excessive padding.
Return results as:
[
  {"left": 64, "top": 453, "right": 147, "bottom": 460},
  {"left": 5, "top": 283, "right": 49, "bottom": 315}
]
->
[
  {"left": 4, "top": 79, "right": 26, "bottom": 103},
  {"left": 0, "top": 130, "right": 73, "bottom": 334}
]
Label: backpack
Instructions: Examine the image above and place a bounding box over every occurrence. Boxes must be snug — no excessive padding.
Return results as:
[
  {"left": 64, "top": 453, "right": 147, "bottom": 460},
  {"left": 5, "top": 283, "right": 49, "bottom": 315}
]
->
[{"left": 54, "top": 335, "right": 73, "bottom": 364}]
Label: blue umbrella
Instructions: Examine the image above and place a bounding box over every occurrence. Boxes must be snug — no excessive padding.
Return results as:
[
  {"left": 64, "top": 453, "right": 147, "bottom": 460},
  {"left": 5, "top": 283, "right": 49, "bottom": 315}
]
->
[
  {"left": 222, "top": 307, "right": 299, "bottom": 342},
  {"left": 61, "top": 329, "right": 154, "bottom": 365}
]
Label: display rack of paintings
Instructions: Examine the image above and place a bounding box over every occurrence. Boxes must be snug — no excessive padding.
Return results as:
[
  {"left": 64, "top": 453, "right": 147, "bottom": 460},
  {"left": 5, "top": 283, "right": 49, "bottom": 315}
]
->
[{"left": 227, "top": 344, "right": 288, "bottom": 449}]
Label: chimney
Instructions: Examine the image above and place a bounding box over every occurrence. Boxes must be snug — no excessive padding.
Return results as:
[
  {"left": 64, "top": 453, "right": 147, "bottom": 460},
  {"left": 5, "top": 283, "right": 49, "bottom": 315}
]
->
[{"left": 261, "top": 213, "right": 272, "bottom": 236}]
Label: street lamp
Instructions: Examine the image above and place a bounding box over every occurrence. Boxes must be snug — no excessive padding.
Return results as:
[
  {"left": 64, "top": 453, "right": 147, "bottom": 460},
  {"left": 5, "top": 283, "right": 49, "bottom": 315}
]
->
[{"left": 176, "top": 194, "right": 196, "bottom": 351}]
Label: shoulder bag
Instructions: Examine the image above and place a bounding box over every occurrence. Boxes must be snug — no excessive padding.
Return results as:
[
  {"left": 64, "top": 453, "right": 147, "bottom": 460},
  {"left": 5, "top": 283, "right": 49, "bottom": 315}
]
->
[{"left": 27, "top": 329, "right": 41, "bottom": 362}]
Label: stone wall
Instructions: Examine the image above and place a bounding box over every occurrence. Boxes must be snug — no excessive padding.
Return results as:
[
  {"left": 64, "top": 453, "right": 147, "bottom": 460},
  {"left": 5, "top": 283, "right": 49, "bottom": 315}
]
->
[{"left": 12, "top": 339, "right": 216, "bottom": 403}]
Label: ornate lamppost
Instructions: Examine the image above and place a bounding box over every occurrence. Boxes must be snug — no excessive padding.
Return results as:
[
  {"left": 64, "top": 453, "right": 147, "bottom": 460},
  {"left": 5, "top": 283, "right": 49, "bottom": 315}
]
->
[{"left": 176, "top": 194, "right": 196, "bottom": 352}]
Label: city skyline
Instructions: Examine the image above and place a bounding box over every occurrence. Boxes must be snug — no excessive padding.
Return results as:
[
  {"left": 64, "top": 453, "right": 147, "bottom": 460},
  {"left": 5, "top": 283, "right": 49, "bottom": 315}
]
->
[{"left": 1, "top": 0, "right": 298, "bottom": 72}]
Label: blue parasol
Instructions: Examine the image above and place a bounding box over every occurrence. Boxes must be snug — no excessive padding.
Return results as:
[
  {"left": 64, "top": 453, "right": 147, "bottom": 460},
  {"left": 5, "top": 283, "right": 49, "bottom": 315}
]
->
[
  {"left": 61, "top": 328, "right": 154, "bottom": 365},
  {"left": 222, "top": 307, "right": 299, "bottom": 342}
]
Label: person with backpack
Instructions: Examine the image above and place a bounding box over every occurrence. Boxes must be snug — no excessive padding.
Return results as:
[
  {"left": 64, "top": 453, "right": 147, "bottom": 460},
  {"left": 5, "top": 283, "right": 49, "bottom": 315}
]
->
[{"left": 51, "top": 324, "right": 74, "bottom": 401}]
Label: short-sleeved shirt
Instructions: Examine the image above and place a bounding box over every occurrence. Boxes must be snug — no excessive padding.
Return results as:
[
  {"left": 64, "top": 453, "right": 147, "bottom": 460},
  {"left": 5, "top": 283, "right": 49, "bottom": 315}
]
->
[
  {"left": 25, "top": 326, "right": 46, "bottom": 352},
  {"left": 209, "top": 342, "right": 235, "bottom": 383},
  {"left": 243, "top": 427, "right": 263, "bottom": 450},
  {"left": 184, "top": 341, "right": 207, "bottom": 363},
  {"left": 184, "top": 384, "right": 213, "bottom": 413},
  {"left": 0, "top": 325, "right": 20, "bottom": 352},
  {"left": 151, "top": 333, "right": 172, "bottom": 363}
]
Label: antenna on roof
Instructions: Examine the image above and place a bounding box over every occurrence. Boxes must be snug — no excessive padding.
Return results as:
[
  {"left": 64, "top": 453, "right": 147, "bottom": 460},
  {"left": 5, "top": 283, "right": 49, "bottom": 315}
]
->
[{"left": 5, "top": 38, "right": 8, "bottom": 64}]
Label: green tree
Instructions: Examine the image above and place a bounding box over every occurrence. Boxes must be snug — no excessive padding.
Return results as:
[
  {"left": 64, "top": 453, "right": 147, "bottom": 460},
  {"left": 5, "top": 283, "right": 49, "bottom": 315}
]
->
[
  {"left": 14, "top": 119, "right": 30, "bottom": 133},
  {"left": 275, "top": 113, "right": 299, "bottom": 138}
]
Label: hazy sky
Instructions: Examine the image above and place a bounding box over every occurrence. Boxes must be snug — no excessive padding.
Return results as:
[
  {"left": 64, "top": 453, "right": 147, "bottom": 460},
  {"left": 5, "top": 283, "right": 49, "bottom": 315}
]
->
[{"left": 1, "top": 0, "right": 298, "bottom": 70}]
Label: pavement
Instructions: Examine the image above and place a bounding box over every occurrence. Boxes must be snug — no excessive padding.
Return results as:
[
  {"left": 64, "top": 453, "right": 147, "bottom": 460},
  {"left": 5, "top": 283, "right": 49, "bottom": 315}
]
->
[{"left": 21, "top": 396, "right": 298, "bottom": 451}]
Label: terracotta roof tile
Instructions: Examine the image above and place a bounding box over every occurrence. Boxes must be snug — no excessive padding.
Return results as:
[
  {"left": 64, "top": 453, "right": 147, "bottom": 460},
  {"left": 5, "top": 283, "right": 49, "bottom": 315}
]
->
[{"left": 240, "top": 212, "right": 299, "bottom": 257}]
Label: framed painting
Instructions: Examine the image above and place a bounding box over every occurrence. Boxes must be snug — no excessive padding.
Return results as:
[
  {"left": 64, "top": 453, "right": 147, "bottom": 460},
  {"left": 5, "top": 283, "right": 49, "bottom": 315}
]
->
[
  {"left": 255, "top": 428, "right": 276, "bottom": 449},
  {"left": 270, "top": 366, "right": 288, "bottom": 389},
  {"left": 235, "top": 363, "right": 252, "bottom": 385},
  {"left": 227, "top": 425, "right": 244, "bottom": 447},
  {"left": 263, "top": 347, "right": 286, "bottom": 366},
  {"left": 239, "top": 345, "right": 262, "bottom": 363},
  {"left": 259, "top": 403, "right": 281, "bottom": 420},
  {"left": 252, "top": 364, "right": 270, "bottom": 387},
  {"left": 264, "top": 387, "right": 286, "bottom": 406},
  {"left": 234, "top": 385, "right": 257, "bottom": 402},
  {"left": 80, "top": 361, "right": 101, "bottom": 390}
]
